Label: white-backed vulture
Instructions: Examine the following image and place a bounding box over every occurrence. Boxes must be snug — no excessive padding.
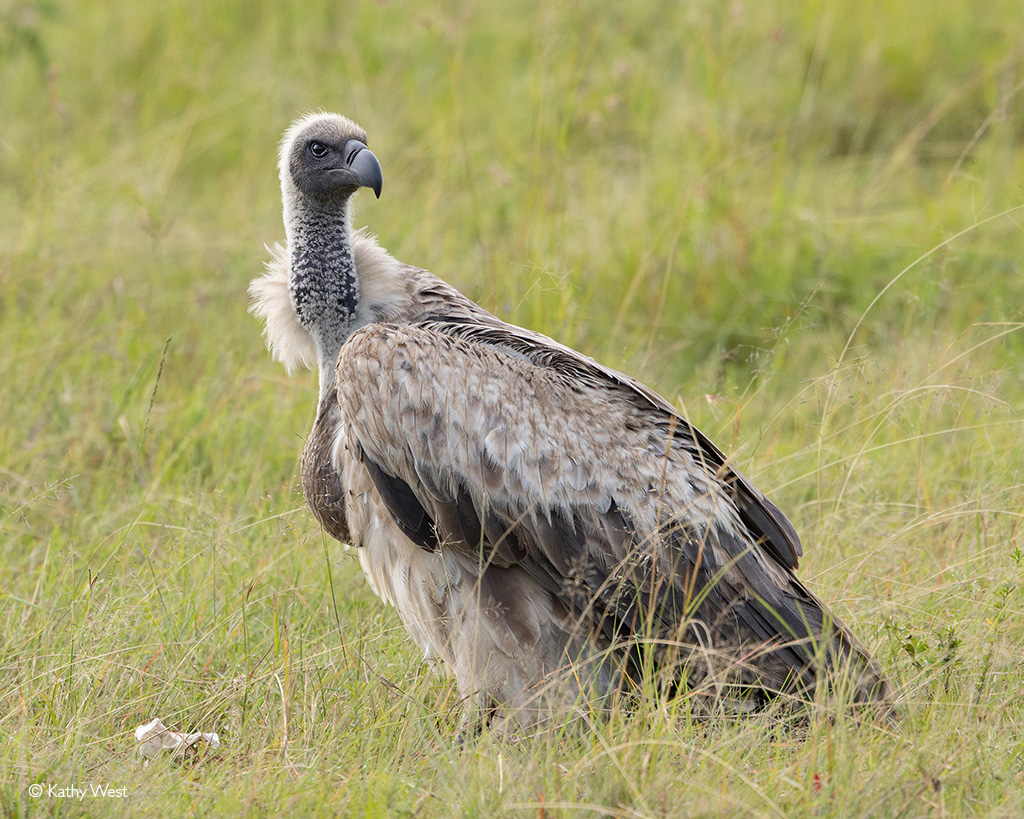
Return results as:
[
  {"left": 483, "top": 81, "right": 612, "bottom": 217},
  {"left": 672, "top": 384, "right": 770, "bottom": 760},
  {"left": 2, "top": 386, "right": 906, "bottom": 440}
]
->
[{"left": 250, "top": 112, "right": 890, "bottom": 731}]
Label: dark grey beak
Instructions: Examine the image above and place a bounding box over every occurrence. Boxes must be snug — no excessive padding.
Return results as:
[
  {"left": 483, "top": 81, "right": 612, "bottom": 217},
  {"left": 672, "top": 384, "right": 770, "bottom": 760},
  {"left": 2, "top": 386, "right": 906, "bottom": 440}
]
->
[{"left": 340, "top": 140, "right": 383, "bottom": 199}]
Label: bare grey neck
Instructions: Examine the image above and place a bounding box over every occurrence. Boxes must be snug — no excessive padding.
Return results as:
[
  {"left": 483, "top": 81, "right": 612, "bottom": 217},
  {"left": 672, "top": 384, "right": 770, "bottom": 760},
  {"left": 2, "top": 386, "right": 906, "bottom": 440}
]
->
[{"left": 287, "top": 199, "right": 359, "bottom": 399}]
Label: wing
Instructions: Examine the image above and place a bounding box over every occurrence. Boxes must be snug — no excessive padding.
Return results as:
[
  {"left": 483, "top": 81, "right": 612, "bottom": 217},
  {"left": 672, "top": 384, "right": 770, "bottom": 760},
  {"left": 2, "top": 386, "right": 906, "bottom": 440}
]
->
[
  {"left": 335, "top": 321, "right": 846, "bottom": 692},
  {"left": 413, "top": 315, "right": 804, "bottom": 570}
]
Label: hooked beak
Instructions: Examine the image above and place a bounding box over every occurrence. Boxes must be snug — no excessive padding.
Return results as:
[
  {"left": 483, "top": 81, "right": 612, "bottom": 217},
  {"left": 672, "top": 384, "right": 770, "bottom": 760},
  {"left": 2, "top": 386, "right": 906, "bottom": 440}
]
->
[{"left": 331, "top": 139, "right": 383, "bottom": 198}]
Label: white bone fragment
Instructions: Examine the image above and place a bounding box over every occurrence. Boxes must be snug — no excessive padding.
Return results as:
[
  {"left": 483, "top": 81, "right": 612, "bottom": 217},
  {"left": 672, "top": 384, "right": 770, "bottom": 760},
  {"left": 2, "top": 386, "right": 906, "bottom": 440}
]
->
[{"left": 135, "top": 717, "right": 221, "bottom": 760}]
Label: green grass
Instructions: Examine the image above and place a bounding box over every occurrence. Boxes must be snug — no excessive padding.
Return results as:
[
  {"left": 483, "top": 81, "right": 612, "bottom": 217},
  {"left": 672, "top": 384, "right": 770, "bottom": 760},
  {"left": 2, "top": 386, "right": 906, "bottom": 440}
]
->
[{"left": 2, "top": 0, "right": 1024, "bottom": 815}]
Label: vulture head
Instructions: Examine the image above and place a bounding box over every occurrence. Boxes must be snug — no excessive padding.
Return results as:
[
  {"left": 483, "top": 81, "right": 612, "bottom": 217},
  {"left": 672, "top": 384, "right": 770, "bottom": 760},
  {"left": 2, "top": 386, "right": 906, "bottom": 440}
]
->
[{"left": 279, "top": 112, "right": 383, "bottom": 204}]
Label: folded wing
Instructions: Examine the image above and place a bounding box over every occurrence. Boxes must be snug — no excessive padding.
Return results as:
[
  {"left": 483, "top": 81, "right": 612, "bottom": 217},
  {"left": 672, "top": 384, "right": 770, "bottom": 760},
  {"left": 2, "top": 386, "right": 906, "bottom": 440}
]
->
[{"left": 337, "top": 319, "right": 881, "bottom": 698}]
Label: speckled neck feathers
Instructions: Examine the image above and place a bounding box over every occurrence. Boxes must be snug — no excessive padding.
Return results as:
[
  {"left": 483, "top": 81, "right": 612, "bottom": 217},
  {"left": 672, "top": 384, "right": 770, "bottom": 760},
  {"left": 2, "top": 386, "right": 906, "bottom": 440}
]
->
[{"left": 286, "top": 203, "right": 359, "bottom": 389}]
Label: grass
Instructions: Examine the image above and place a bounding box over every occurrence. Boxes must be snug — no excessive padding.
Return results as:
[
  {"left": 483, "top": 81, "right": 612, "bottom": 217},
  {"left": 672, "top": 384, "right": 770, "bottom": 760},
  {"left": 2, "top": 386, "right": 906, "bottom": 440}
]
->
[{"left": 1, "top": 0, "right": 1024, "bottom": 815}]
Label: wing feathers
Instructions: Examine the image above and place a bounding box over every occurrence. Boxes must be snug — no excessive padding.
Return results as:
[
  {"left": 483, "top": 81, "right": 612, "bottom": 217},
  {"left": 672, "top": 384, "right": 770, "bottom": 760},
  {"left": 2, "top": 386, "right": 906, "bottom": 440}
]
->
[
  {"left": 337, "top": 320, "right": 864, "bottom": 696},
  {"left": 362, "top": 454, "right": 437, "bottom": 552},
  {"left": 418, "top": 317, "right": 803, "bottom": 569}
]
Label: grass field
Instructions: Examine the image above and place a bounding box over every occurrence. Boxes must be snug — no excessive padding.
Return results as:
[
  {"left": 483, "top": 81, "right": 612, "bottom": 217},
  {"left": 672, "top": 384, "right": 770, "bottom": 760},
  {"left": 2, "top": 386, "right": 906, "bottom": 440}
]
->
[{"left": 2, "top": 0, "right": 1024, "bottom": 815}]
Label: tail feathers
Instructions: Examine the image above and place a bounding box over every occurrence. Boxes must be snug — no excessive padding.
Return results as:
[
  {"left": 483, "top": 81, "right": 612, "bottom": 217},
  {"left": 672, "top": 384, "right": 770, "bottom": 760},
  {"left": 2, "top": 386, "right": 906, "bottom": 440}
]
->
[{"left": 691, "top": 588, "right": 892, "bottom": 709}]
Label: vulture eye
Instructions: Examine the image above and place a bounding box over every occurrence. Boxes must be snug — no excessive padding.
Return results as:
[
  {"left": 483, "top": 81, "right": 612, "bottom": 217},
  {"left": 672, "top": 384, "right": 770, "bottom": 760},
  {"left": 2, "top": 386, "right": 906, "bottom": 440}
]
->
[{"left": 308, "top": 141, "right": 329, "bottom": 158}]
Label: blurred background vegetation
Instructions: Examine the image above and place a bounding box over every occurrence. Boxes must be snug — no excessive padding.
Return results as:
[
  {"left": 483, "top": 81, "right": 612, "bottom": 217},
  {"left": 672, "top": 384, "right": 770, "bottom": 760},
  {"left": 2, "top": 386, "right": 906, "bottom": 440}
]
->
[{"left": 1, "top": 0, "right": 1022, "bottom": 815}]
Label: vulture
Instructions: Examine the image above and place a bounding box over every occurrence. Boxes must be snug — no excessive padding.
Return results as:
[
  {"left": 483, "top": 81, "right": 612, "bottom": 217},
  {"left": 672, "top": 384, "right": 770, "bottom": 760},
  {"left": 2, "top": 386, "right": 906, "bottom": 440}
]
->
[{"left": 250, "top": 112, "right": 890, "bottom": 732}]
